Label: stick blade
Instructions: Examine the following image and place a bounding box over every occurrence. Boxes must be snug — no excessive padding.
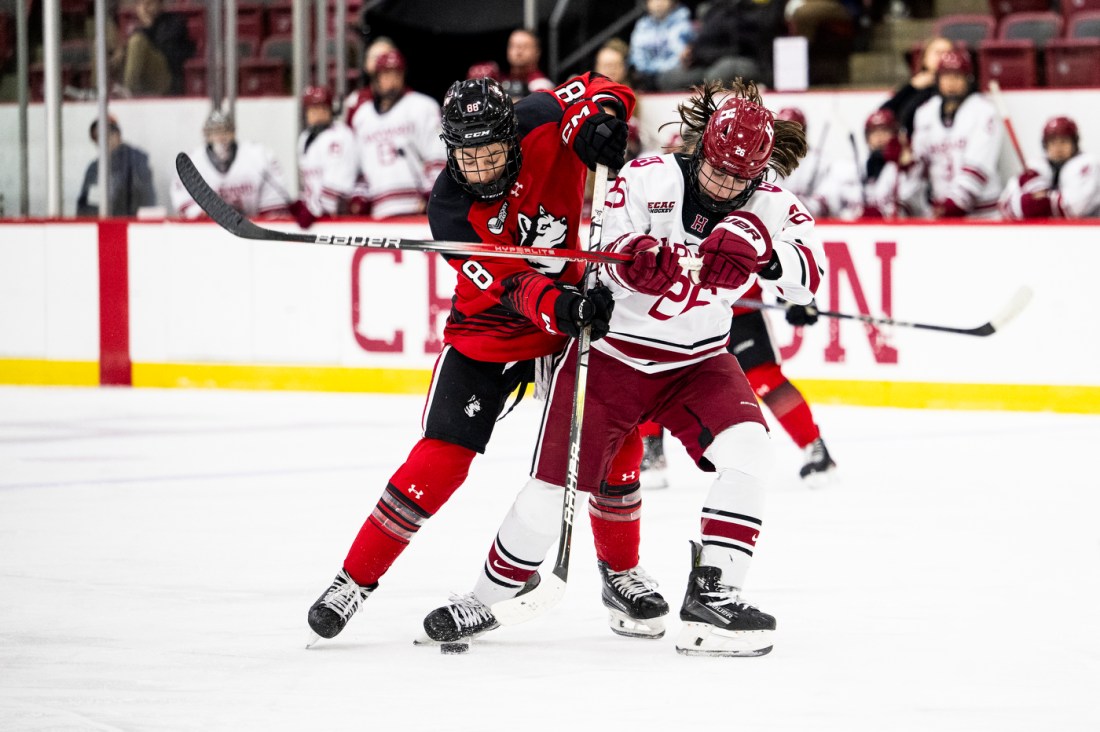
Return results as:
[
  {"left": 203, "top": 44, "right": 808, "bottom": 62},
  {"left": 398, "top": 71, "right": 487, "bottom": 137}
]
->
[
  {"left": 989, "top": 285, "right": 1033, "bottom": 333},
  {"left": 491, "top": 574, "right": 567, "bottom": 626},
  {"left": 174, "top": 152, "right": 304, "bottom": 242}
]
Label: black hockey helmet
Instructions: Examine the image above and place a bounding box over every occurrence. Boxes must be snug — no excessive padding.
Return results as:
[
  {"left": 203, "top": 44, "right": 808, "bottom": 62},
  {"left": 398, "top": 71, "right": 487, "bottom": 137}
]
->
[{"left": 440, "top": 77, "right": 522, "bottom": 201}]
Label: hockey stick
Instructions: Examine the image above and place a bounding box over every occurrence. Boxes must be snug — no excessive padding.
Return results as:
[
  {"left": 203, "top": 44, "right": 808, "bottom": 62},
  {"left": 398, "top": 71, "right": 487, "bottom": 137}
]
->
[
  {"left": 987, "top": 80, "right": 1027, "bottom": 172},
  {"left": 492, "top": 165, "right": 612, "bottom": 626},
  {"left": 176, "top": 152, "right": 636, "bottom": 268},
  {"left": 738, "top": 285, "right": 1033, "bottom": 337}
]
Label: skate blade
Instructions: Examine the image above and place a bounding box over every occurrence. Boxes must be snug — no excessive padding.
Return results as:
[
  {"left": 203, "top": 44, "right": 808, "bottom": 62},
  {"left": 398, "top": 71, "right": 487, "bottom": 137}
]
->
[
  {"left": 305, "top": 632, "right": 322, "bottom": 649},
  {"left": 607, "top": 608, "right": 666, "bottom": 639},
  {"left": 674, "top": 622, "right": 773, "bottom": 657},
  {"left": 801, "top": 466, "right": 838, "bottom": 490}
]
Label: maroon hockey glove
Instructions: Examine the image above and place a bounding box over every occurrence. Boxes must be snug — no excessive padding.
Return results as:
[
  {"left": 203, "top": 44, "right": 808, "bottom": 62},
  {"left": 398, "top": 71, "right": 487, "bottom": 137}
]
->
[
  {"left": 551, "top": 284, "right": 615, "bottom": 341},
  {"left": 936, "top": 198, "right": 967, "bottom": 218},
  {"left": 1018, "top": 169, "right": 1041, "bottom": 188},
  {"left": 1019, "top": 191, "right": 1053, "bottom": 218},
  {"left": 562, "top": 101, "right": 629, "bottom": 171},
  {"left": 615, "top": 235, "right": 681, "bottom": 295},
  {"left": 697, "top": 229, "right": 760, "bottom": 290},
  {"left": 288, "top": 200, "right": 316, "bottom": 229}
]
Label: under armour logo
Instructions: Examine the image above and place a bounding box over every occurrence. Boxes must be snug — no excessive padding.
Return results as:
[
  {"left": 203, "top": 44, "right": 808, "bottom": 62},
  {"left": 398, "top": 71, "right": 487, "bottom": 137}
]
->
[
  {"left": 408, "top": 485, "right": 424, "bottom": 500},
  {"left": 621, "top": 471, "right": 637, "bottom": 482}
]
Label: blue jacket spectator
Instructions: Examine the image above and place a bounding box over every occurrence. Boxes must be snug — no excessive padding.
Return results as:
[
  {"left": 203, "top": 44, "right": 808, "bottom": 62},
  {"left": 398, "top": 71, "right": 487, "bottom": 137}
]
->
[{"left": 629, "top": 0, "right": 695, "bottom": 90}]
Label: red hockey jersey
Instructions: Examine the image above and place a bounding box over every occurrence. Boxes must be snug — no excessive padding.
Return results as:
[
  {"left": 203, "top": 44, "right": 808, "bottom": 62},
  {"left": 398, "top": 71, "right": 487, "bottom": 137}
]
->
[{"left": 428, "top": 73, "right": 635, "bottom": 362}]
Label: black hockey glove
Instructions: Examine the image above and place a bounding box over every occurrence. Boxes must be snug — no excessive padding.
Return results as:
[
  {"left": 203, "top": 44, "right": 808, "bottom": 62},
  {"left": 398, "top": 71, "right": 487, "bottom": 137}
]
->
[
  {"left": 757, "top": 249, "right": 783, "bottom": 280},
  {"left": 785, "top": 301, "right": 819, "bottom": 327},
  {"left": 552, "top": 284, "right": 615, "bottom": 341},
  {"left": 572, "top": 111, "right": 629, "bottom": 171}
]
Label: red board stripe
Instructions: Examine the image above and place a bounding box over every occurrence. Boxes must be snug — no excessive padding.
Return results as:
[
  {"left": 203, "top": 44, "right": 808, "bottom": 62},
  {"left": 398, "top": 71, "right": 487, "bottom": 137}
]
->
[{"left": 98, "top": 220, "right": 132, "bottom": 386}]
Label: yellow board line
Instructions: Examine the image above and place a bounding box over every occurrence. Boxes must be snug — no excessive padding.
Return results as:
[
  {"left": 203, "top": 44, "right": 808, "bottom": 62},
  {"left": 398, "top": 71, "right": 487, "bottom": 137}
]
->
[{"left": 2, "top": 359, "right": 1100, "bottom": 413}]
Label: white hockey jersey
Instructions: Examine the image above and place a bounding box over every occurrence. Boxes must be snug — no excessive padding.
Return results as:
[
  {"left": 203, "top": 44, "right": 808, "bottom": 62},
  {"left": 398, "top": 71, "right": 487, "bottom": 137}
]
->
[
  {"left": 778, "top": 146, "right": 862, "bottom": 220},
  {"left": 862, "top": 160, "right": 929, "bottom": 218},
  {"left": 596, "top": 154, "right": 826, "bottom": 374},
  {"left": 999, "top": 153, "right": 1100, "bottom": 219},
  {"left": 297, "top": 120, "right": 359, "bottom": 217},
  {"left": 910, "top": 93, "right": 1004, "bottom": 217},
  {"left": 172, "top": 141, "right": 289, "bottom": 219},
  {"left": 347, "top": 90, "right": 447, "bottom": 219}
]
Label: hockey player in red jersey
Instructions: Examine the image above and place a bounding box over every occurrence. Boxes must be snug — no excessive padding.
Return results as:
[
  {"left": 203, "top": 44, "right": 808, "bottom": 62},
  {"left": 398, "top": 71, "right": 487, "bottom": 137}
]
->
[
  {"left": 423, "top": 79, "right": 823, "bottom": 657},
  {"left": 306, "top": 74, "right": 661, "bottom": 644}
]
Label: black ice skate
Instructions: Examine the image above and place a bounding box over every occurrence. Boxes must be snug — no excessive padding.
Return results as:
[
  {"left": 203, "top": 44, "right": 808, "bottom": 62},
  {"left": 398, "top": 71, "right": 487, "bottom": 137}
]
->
[
  {"left": 598, "top": 561, "right": 669, "bottom": 639},
  {"left": 800, "top": 437, "right": 837, "bottom": 487},
  {"left": 306, "top": 569, "right": 377, "bottom": 647},
  {"left": 640, "top": 434, "right": 669, "bottom": 489},
  {"left": 422, "top": 593, "right": 500, "bottom": 643},
  {"left": 675, "top": 542, "right": 775, "bottom": 657}
]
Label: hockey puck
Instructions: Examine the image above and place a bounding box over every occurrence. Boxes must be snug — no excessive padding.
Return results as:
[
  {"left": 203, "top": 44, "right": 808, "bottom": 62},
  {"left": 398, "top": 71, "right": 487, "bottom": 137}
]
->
[{"left": 440, "top": 642, "right": 469, "bottom": 655}]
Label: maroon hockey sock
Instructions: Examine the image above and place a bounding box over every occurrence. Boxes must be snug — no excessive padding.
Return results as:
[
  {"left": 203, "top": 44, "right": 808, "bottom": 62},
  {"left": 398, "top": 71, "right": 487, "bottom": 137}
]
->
[
  {"left": 590, "top": 429, "right": 643, "bottom": 572},
  {"left": 343, "top": 438, "right": 476, "bottom": 586},
  {"left": 746, "top": 363, "right": 820, "bottom": 448}
]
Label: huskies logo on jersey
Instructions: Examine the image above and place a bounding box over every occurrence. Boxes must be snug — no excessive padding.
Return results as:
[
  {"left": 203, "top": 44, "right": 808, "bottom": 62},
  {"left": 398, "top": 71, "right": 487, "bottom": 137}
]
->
[{"left": 517, "top": 205, "right": 569, "bottom": 275}]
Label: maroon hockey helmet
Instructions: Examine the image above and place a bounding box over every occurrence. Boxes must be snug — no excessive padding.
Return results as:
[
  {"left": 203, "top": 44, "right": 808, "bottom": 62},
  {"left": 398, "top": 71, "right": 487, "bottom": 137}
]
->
[
  {"left": 936, "top": 48, "right": 973, "bottom": 77},
  {"left": 374, "top": 49, "right": 406, "bottom": 73},
  {"left": 466, "top": 60, "right": 502, "bottom": 81},
  {"left": 302, "top": 85, "right": 334, "bottom": 109},
  {"left": 1042, "top": 115, "right": 1079, "bottom": 146},
  {"left": 864, "top": 108, "right": 899, "bottom": 137},
  {"left": 776, "top": 107, "right": 807, "bottom": 131},
  {"left": 702, "top": 97, "right": 776, "bottom": 180}
]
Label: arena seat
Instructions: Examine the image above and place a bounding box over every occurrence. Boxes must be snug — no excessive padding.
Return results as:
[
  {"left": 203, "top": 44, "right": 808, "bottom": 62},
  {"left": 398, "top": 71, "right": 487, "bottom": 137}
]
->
[
  {"left": 997, "top": 11, "right": 1064, "bottom": 47},
  {"left": 978, "top": 38, "right": 1039, "bottom": 88},
  {"left": 1044, "top": 37, "right": 1100, "bottom": 86},
  {"left": 932, "top": 14, "right": 998, "bottom": 50}
]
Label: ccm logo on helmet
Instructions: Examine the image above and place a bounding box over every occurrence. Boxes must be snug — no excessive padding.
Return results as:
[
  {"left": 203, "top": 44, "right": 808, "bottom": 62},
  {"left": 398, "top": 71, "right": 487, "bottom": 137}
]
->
[{"left": 464, "top": 130, "right": 491, "bottom": 139}]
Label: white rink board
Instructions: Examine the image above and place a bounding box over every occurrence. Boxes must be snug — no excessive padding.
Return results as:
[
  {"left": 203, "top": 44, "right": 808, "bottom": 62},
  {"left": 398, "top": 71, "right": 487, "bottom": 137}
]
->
[{"left": 1, "top": 219, "right": 1098, "bottom": 390}]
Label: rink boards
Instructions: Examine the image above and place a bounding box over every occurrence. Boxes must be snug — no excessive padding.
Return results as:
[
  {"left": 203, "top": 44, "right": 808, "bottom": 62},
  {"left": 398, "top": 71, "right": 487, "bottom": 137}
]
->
[{"left": 0, "top": 218, "right": 1096, "bottom": 413}]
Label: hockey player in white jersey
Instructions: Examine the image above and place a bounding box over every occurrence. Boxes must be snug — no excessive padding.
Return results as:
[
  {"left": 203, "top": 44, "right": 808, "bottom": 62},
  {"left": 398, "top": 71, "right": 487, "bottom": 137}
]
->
[
  {"left": 171, "top": 110, "right": 290, "bottom": 220},
  {"left": 288, "top": 85, "right": 359, "bottom": 229},
  {"left": 856, "top": 108, "right": 927, "bottom": 219},
  {"left": 1000, "top": 115, "right": 1100, "bottom": 219},
  {"left": 909, "top": 48, "right": 1004, "bottom": 219},
  {"left": 421, "top": 80, "right": 824, "bottom": 657},
  {"left": 774, "top": 106, "right": 861, "bottom": 220},
  {"left": 345, "top": 48, "right": 446, "bottom": 218}
]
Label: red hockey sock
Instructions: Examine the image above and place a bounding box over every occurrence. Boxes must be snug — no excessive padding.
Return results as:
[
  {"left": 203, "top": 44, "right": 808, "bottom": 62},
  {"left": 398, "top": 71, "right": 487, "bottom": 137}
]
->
[
  {"left": 343, "top": 438, "right": 476, "bottom": 586},
  {"left": 637, "top": 420, "right": 662, "bottom": 439},
  {"left": 746, "top": 363, "right": 820, "bottom": 448},
  {"left": 589, "top": 429, "right": 643, "bottom": 572}
]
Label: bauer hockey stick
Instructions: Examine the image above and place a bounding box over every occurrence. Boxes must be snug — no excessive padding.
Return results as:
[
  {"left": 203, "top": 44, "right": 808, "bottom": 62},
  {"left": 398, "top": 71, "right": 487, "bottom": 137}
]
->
[
  {"left": 491, "top": 165, "right": 613, "bottom": 626},
  {"left": 738, "top": 285, "right": 1033, "bottom": 336},
  {"left": 174, "top": 152, "right": 693, "bottom": 270}
]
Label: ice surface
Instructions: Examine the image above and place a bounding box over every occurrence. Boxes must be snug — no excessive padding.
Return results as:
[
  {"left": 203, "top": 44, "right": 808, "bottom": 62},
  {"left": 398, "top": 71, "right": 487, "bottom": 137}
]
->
[{"left": 1, "top": 386, "right": 1099, "bottom": 731}]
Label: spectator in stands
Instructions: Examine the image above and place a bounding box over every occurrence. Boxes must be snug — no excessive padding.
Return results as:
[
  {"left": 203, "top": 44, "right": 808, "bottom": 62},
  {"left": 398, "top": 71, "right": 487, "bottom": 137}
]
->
[
  {"left": 880, "top": 35, "right": 954, "bottom": 137},
  {"left": 627, "top": 0, "right": 695, "bottom": 91},
  {"left": 289, "top": 86, "right": 359, "bottom": 229},
  {"left": 1000, "top": 116, "right": 1100, "bottom": 219},
  {"left": 594, "top": 38, "right": 648, "bottom": 159},
  {"left": 346, "top": 48, "right": 447, "bottom": 218},
  {"left": 76, "top": 115, "right": 156, "bottom": 217},
  {"left": 773, "top": 107, "right": 861, "bottom": 219},
  {"left": 171, "top": 109, "right": 290, "bottom": 219},
  {"left": 501, "top": 27, "right": 554, "bottom": 100},
  {"left": 909, "top": 48, "right": 1004, "bottom": 219},
  {"left": 655, "top": 0, "right": 785, "bottom": 90},
  {"left": 855, "top": 108, "right": 926, "bottom": 219},
  {"left": 121, "top": 0, "right": 195, "bottom": 96}
]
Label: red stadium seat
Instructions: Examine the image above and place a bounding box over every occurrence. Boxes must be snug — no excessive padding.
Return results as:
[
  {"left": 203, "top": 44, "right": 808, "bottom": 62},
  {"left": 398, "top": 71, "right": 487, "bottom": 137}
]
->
[
  {"left": 978, "top": 39, "right": 1039, "bottom": 88},
  {"left": 1066, "top": 10, "right": 1100, "bottom": 38},
  {"left": 1061, "top": 0, "right": 1100, "bottom": 21},
  {"left": 183, "top": 57, "right": 207, "bottom": 96},
  {"left": 239, "top": 58, "right": 287, "bottom": 96},
  {"left": 998, "top": 11, "right": 1063, "bottom": 47},
  {"left": 236, "top": 3, "right": 266, "bottom": 49},
  {"left": 988, "top": 0, "right": 1051, "bottom": 23},
  {"left": 932, "top": 14, "right": 998, "bottom": 50},
  {"left": 260, "top": 33, "right": 295, "bottom": 67},
  {"left": 1044, "top": 37, "right": 1100, "bottom": 86}
]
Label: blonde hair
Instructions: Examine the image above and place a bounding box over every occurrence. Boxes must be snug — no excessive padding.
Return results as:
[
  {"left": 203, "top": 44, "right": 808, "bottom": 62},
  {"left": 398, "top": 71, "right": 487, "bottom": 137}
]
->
[{"left": 663, "top": 78, "right": 807, "bottom": 178}]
